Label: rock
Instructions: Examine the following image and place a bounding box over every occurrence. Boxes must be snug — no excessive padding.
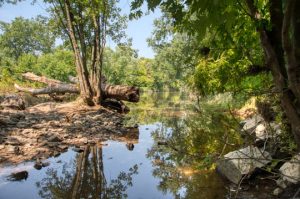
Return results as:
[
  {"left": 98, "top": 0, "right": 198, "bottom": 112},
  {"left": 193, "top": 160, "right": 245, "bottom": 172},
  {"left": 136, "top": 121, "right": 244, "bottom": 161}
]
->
[
  {"left": 255, "top": 123, "right": 282, "bottom": 141},
  {"left": 7, "top": 171, "right": 28, "bottom": 181},
  {"left": 48, "top": 135, "right": 62, "bottom": 142},
  {"left": 279, "top": 154, "right": 300, "bottom": 184},
  {"left": 241, "top": 115, "right": 264, "bottom": 133},
  {"left": 72, "top": 147, "right": 84, "bottom": 153},
  {"left": 273, "top": 187, "right": 283, "bottom": 196},
  {"left": 6, "top": 137, "right": 21, "bottom": 146},
  {"left": 126, "top": 143, "right": 134, "bottom": 151},
  {"left": 270, "top": 122, "right": 282, "bottom": 135},
  {"left": 0, "top": 94, "right": 25, "bottom": 110},
  {"left": 133, "top": 124, "right": 139, "bottom": 128},
  {"left": 48, "top": 142, "right": 59, "bottom": 148},
  {"left": 53, "top": 151, "right": 61, "bottom": 157},
  {"left": 57, "top": 144, "right": 68, "bottom": 151},
  {"left": 42, "top": 162, "right": 50, "bottom": 167},
  {"left": 216, "top": 146, "right": 271, "bottom": 184},
  {"left": 16, "top": 122, "right": 28, "bottom": 128},
  {"left": 10, "top": 113, "right": 25, "bottom": 122},
  {"left": 276, "top": 179, "right": 288, "bottom": 189},
  {"left": 6, "top": 145, "right": 20, "bottom": 154},
  {"left": 34, "top": 162, "right": 43, "bottom": 170},
  {"left": 255, "top": 124, "right": 267, "bottom": 140}
]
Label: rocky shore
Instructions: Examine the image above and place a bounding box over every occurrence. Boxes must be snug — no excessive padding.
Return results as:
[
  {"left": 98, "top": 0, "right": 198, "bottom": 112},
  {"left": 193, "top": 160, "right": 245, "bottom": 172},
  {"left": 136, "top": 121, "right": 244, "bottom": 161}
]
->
[
  {"left": 217, "top": 113, "right": 300, "bottom": 198},
  {"left": 0, "top": 94, "right": 138, "bottom": 165}
]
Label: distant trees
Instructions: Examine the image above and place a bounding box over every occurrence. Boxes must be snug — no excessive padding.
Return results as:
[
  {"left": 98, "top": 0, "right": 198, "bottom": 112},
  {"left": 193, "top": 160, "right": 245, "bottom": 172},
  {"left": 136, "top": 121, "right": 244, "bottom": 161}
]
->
[{"left": 0, "top": 17, "right": 55, "bottom": 60}]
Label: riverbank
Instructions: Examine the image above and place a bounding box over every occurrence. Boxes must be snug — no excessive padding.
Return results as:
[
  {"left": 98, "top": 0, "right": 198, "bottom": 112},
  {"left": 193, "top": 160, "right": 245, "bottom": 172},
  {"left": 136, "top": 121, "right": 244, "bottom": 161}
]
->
[{"left": 0, "top": 94, "right": 138, "bottom": 165}]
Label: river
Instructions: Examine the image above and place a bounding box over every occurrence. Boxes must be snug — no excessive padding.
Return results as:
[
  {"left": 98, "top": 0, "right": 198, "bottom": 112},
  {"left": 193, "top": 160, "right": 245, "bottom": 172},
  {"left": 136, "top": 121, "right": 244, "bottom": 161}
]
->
[{"left": 0, "top": 92, "right": 276, "bottom": 199}]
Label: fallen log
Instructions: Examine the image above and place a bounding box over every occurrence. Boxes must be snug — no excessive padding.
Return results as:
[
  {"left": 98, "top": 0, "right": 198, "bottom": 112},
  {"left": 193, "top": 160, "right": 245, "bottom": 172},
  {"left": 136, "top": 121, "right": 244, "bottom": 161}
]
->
[
  {"left": 15, "top": 72, "right": 139, "bottom": 103},
  {"left": 14, "top": 83, "right": 79, "bottom": 95},
  {"left": 22, "top": 72, "right": 62, "bottom": 85}
]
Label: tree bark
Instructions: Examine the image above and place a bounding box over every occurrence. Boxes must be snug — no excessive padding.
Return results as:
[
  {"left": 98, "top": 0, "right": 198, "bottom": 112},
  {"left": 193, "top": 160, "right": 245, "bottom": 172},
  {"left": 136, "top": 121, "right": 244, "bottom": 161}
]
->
[{"left": 64, "top": 0, "right": 94, "bottom": 106}]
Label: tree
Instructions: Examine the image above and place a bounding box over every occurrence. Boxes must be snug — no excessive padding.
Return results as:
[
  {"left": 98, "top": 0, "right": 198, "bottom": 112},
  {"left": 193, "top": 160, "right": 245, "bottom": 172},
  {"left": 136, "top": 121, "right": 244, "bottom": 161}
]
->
[
  {"left": 0, "top": 17, "right": 55, "bottom": 60},
  {"left": 131, "top": 0, "right": 300, "bottom": 147},
  {"left": 45, "top": 0, "right": 126, "bottom": 105}
]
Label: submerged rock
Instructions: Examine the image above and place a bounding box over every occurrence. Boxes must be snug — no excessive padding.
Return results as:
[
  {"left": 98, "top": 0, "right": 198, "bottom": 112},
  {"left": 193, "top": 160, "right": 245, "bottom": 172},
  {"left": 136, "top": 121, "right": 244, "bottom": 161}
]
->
[
  {"left": 217, "top": 146, "right": 271, "bottom": 184},
  {"left": 279, "top": 154, "right": 300, "bottom": 184},
  {"left": 7, "top": 171, "right": 28, "bottom": 181}
]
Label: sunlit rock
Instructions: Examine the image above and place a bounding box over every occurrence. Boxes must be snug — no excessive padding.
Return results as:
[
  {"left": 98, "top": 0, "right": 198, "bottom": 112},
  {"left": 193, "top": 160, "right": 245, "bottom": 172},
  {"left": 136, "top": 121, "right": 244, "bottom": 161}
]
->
[
  {"left": 255, "top": 122, "right": 282, "bottom": 142},
  {"left": 255, "top": 124, "right": 267, "bottom": 140},
  {"left": 241, "top": 115, "right": 264, "bottom": 133},
  {"left": 217, "top": 146, "right": 271, "bottom": 184},
  {"left": 279, "top": 154, "right": 300, "bottom": 184}
]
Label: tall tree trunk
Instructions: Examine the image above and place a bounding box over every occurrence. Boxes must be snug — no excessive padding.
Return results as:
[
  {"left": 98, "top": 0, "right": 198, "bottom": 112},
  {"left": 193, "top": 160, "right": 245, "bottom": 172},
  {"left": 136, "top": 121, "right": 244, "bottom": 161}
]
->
[
  {"left": 246, "top": 0, "right": 300, "bottom": 146},
  {"left": 64, "top": 0, "right": 94, "bottom": 106}
]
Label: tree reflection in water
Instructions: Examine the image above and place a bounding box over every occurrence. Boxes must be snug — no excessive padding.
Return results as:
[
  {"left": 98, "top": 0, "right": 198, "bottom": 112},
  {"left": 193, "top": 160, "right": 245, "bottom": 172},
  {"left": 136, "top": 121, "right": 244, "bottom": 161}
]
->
[
  {"left": 144, "top": 94, "right": 242, "bottom": 199},
  {"left": 36, "top": 145, "right": 138, "bottom": 199}
]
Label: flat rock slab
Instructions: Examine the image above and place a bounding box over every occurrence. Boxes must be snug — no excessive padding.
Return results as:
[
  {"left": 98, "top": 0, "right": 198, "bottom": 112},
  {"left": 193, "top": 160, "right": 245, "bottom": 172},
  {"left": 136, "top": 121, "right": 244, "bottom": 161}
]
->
[
  {"left": 280, "top": 154, "right": 300, "bottom": 184},
  {"left": 217, "top": 146, "right": 271, "bottom": 184}
]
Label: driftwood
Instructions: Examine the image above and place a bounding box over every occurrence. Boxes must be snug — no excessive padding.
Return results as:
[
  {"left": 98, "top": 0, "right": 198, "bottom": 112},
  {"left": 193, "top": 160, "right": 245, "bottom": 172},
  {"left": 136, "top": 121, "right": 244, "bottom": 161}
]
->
[{"left": 15, "top": 72, "right": 139, "bottom": 103}]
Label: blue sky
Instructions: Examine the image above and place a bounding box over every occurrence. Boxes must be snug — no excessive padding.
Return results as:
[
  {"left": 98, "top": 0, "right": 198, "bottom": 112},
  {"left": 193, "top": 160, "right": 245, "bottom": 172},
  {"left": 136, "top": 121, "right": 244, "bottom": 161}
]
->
[{"left": 0, "top": 0, "right": 161, "bottom": 58}]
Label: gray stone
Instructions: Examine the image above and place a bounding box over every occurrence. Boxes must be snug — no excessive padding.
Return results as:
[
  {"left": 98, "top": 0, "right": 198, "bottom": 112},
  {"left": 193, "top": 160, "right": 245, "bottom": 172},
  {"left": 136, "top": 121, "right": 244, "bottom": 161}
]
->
[
  {"left": 217, "top": 146, "right": 271, "bottom": 184},
  {"left": 273, "top": 188, "right": 283, "bottom": 196},
  {"left": 279, "top": 154, "right": 300, "bottom": 184},
  {"left": 242, "top": 115, "right": 264, "bottom": 133},
  {"left": 254, "top": 122, "right": 282, "bottom": 141},
  {"left": 255, "top": 124, "right": 267, "bottom": 140}
]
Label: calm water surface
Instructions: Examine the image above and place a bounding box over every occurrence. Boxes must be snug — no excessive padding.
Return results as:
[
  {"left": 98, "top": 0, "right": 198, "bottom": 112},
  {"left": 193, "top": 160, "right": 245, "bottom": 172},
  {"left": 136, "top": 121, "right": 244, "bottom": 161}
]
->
[{"left": 0, "top": 92, "right": 237, "bottom": 199}]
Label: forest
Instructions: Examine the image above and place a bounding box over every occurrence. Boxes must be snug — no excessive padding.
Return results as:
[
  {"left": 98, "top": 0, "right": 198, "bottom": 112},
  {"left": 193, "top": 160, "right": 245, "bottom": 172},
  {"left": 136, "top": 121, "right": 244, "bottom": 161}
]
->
[{"left": 0, "top": 0, "right": 300, "bottom": 198}]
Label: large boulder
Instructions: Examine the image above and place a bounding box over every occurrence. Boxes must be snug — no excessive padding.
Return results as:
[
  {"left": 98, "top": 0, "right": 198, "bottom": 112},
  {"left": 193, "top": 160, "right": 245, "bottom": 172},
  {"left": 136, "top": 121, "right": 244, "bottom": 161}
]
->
[
  {"left": 279, "top": 154, "right": 300, "bottom": 184},
  {"left": 0, "top": 94, "right": 25, "bottom": 110},
  {"left": 217, "top": 146, "right": 271, "bottom": 184}
]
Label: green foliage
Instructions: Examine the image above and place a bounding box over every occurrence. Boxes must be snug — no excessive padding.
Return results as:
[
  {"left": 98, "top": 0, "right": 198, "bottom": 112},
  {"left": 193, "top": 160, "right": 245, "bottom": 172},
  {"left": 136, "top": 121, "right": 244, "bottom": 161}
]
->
[
  {"left": 103, "top": 45, "right": 156, "bottom": 89},
  {"left": 35, "top": 49, "right": 75, "bottom": 81},
  {"left": 0, "top": 48, "right": 75, "bottom": 91},
  {"left": 0, "top": 16, "right": 55, "bottom": 60},
  {"left": 131, "top": 0, "right": 271, "bottom": 95}
]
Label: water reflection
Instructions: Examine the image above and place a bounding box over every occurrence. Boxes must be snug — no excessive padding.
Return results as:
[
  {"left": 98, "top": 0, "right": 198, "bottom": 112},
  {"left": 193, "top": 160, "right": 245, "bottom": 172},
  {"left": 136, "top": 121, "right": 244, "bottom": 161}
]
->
[
  {"left": 0, "top": 92, "right": 243, "bottom": 199},
  {"left": 127, "top": 92, "right": 242, "bottom": 198},
  {"left": 36, "top": 146, "right": 138, "bottom": 199}
]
